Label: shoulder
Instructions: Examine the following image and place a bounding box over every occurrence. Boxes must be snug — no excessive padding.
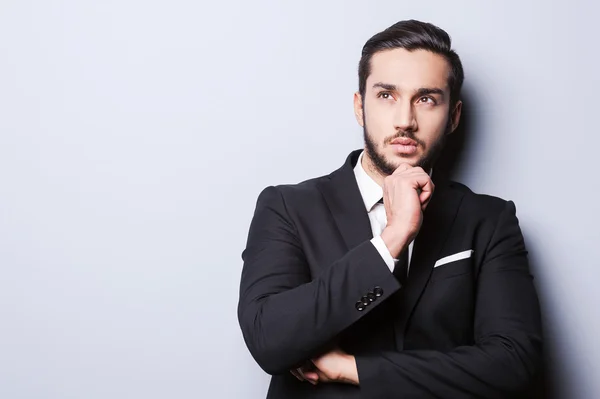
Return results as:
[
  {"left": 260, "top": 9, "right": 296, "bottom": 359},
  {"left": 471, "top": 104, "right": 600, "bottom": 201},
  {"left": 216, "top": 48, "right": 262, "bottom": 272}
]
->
[
  {"left": 254, "top": 171, "right": 333, "bottom": 209},
  {"left": 446, "top": 180, "right": 518, "bottom": 218}
]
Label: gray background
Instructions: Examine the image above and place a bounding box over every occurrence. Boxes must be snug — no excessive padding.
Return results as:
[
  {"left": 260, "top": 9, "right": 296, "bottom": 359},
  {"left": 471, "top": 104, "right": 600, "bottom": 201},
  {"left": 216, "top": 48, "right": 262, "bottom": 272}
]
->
[{"left": 0, "top": 0, "right": 598, "bottom": 398}]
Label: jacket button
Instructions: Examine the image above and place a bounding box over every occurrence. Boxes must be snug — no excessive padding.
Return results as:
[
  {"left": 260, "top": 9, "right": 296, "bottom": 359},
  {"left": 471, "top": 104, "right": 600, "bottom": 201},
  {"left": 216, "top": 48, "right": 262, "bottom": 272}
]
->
[
  {"left": 355, "top": 301, "right": 365, "bottom": 311},
  {"left": 360, "top": 296, "right": 370, "bottom": 306},
  {"left": 373, "top": 286, "right": 384, "bottom": 297},
  {"left": 366, "top": 292, "right": 376, "bottom": 302}
]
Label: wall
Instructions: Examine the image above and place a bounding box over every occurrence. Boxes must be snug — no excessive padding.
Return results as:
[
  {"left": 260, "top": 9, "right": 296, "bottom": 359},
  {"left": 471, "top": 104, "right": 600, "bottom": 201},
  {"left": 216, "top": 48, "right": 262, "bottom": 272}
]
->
[{"left": 0, "top": 1, "right": 597, "bottom": 398}]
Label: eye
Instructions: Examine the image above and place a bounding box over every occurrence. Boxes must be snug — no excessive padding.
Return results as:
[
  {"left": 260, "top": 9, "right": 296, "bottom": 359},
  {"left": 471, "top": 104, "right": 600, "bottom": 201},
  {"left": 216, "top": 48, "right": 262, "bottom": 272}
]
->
[
  {"left": 377, "top": 91, "right": 393, "bottom": 100},
  {"left": 417, "top": 96, "right": 436, "bottom": 105}
]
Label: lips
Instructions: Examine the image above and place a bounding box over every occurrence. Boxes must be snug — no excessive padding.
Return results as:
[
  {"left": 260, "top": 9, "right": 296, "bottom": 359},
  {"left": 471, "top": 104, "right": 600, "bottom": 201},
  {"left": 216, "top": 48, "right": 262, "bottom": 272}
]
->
[{"left": 390, "top": 137, "right": 417, "bottom": 146}]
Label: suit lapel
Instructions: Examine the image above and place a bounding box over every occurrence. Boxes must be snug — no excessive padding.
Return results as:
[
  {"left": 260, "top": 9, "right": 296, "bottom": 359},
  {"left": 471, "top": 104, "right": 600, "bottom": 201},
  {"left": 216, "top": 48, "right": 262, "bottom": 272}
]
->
[
  {"left": 318, "top": 150, "right": 465, "bottom": 349},
  {"left": 317, "top": 150, "right": 373, "bottom": 251},
  {"left": 394, "top": 179, "right": 464, "bottom": 348}
]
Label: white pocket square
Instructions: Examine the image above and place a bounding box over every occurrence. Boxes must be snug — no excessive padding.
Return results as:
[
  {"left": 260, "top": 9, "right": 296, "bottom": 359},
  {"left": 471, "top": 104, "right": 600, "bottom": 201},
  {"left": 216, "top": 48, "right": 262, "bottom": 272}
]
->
[{"left": 434, "top": 250, "right": 474, "bottom": 268}]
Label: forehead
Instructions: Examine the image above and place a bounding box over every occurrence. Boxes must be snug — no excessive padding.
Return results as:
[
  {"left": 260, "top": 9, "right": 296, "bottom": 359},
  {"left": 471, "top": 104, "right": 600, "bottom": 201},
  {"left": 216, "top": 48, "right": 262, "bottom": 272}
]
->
[{"left": 367, "top": 48, "right": 451, "bottom": 92}]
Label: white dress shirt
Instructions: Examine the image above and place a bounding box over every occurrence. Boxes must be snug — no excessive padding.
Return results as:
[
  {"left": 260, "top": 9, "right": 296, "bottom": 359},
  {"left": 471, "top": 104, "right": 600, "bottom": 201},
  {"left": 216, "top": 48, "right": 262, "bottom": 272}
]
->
[{"left": 353, "top": 150, "right": 415, "bottom": 274}]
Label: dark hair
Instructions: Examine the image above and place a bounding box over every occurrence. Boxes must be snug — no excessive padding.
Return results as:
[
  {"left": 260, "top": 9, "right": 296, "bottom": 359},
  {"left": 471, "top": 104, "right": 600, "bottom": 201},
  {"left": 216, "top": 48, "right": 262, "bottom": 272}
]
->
[{"left": 358, "top": 20, "right": 464, "bottom": 106}]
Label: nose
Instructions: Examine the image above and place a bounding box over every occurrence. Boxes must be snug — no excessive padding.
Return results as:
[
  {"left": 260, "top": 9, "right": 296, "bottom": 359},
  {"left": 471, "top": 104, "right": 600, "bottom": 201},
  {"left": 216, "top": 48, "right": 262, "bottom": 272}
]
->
[{"left": 393, "top": 99, "right": 417, "bottom": 132}]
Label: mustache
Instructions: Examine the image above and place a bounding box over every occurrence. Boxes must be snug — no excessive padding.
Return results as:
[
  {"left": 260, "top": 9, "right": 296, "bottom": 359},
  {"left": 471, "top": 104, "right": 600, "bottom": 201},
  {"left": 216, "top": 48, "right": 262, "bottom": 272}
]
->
[{"left": 384, "top": 131, "right": 426, "bottom": 148}]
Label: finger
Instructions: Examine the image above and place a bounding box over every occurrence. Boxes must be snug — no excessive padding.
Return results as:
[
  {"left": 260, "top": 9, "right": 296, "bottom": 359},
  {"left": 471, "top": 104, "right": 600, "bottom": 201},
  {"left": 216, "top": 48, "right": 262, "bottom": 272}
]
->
[
  {"left": 404, "top": 166, "right": 425, "bottom": 175},
  {"left": 392, "top": 163, "right": 412, "bottom": 175},
  {"left": 419, "top": 183, "right": 434, "bottom": 203},
  {"left": 315, "top": 369, "right": 332, "bottom": 383},
  {"left": 298, "top": 368, "right": 318, "bottom": 385},
  {"left": 290, "top": 369, "right": 304, "bottom": 381},
  {"left": 420, "top": 193, "right": 432, "bottom": 205},
  {"left": 304, "top": 371, "right": 319, "bottom": 381},
  {"left": 310, "top": 359, "right": 335, "bottom": 383},
  {"left": 420, "top": 192, "right": 433, "bottom": 210},
  {"left": 411, "top": 173, "right": 434, "bottom": 195}
]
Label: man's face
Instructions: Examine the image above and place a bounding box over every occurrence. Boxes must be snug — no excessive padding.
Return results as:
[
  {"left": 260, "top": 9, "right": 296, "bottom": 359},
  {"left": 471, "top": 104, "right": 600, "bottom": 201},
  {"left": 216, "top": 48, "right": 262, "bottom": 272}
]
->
[{"left": 354, "top": 48, "right": 461, "bottom": 175}]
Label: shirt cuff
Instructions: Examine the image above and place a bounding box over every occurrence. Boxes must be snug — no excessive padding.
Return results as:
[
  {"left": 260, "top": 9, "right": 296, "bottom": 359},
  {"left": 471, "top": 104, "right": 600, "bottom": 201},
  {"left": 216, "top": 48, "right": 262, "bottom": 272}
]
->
[{"left": 370, "top": 236, "right": 395, "bottom": 272}]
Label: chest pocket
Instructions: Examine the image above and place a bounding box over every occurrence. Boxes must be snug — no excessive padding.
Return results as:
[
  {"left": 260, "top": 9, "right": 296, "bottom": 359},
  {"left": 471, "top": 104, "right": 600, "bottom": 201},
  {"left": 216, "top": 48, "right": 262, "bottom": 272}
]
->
[{"left": 429, "top": 257, "right": 473, "bottom": 282}]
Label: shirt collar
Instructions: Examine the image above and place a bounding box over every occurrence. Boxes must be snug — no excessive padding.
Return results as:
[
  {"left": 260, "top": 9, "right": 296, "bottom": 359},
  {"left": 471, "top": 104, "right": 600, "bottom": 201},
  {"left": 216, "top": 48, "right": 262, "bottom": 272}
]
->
[{"left": 353, "top": 150, "right": 384, "bottom": 212}]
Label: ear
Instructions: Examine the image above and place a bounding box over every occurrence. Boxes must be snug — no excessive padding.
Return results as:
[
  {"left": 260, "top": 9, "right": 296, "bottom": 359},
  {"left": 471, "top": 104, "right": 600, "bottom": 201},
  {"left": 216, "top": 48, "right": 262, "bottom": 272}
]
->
[
  {"left": 353, "top": 92, "right": 364, "bottom": 127},
  {"left": 447, "top": 100, "right": 463, "bottom": 134}
]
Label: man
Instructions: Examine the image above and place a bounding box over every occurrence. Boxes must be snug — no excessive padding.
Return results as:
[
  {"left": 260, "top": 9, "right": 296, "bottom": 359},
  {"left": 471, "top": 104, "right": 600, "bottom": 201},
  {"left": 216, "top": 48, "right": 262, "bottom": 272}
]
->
[{"left": 238, "top": 19, "right": 542, "bottom": 398}]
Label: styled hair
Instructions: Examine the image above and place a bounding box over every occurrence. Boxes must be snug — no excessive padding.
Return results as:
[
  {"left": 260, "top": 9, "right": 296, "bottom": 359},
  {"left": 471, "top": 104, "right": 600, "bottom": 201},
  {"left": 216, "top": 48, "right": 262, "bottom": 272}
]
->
[{"left": 358, "top": 20, "right": 464, "bottom": 106}]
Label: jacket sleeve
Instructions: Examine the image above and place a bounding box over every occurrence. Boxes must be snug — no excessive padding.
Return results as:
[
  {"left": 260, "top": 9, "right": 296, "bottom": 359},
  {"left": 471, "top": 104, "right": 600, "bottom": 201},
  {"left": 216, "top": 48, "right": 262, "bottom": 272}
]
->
[
  {"left": 355, "top": 201, "right": 543, "bottom": 398},
  {"left": 237, "top": 186, "right": 401, "bottom": 375}
]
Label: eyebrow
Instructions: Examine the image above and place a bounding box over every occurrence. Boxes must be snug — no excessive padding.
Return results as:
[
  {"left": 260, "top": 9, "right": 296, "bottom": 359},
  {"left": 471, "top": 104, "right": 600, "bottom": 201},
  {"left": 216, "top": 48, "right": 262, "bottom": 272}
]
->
[
  {"left": 372, "top": 82, "right": 397, "bottom": 91},
  {"left": 415, "top": 87, "right": 444, "bottom": 97},
  {"left": 372, "top": 82, "right": 445, "bottom": 97}
]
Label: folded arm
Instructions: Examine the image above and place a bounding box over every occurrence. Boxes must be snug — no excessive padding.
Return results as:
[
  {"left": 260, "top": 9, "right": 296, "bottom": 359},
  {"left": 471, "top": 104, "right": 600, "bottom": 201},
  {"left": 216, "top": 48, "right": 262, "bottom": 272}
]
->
[
  {"left": 238, "top": 186, "right": 401, "bottom": 374},
  {"left": 355, "top": 201, "right": 543, "bottom": 398}
]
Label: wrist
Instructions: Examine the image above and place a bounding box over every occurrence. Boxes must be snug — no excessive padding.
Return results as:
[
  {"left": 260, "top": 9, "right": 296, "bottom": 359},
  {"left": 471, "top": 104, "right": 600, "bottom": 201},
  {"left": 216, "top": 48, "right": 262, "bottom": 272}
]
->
[{"left": 380, "top": 227, "right": 411, "bottom": 258}]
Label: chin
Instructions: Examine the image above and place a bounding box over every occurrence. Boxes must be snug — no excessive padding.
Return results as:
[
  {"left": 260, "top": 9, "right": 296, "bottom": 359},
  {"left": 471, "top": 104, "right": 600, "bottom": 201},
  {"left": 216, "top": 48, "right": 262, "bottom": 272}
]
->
[{"left": 387, "top": 152, "right": 420, "bottom": 166}]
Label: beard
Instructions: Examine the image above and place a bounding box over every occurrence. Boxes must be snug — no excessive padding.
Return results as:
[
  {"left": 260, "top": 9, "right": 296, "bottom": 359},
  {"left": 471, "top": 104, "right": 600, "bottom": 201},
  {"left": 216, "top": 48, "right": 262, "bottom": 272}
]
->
[{"left": 363, "top": 118, "right": 450, "bottom": 177}]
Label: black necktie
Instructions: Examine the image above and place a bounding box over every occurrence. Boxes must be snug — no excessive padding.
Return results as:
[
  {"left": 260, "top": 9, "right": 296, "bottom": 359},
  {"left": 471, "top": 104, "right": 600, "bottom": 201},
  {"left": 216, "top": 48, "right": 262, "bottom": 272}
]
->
[{"left": 377, "top": 197, "right": 409, "bottom": 285}]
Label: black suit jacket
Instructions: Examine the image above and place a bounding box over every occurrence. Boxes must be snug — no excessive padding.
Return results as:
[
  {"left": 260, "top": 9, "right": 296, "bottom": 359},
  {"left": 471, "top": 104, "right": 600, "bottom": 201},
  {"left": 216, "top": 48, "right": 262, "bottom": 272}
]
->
[{"left": 238, "top": 150, "right": 542, "bottom": 398}]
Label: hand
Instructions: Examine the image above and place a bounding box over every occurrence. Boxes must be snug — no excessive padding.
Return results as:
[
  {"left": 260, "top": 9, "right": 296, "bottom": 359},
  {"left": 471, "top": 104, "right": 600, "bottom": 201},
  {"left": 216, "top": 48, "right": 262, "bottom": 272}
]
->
[
  {"left": 290, "top": 361, "right": 319, "bottom": 385},
  {"left": 289, "top": 348, "right": 359, "bottom": 386},
  {"left": 380, "top": 163, "right": 434, "bottom": 258}
]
